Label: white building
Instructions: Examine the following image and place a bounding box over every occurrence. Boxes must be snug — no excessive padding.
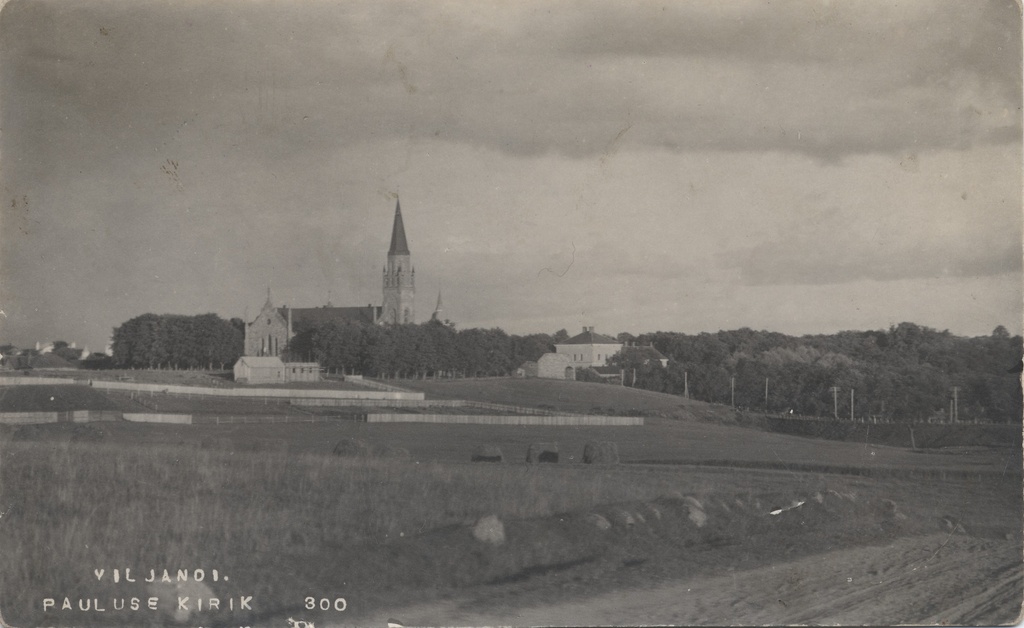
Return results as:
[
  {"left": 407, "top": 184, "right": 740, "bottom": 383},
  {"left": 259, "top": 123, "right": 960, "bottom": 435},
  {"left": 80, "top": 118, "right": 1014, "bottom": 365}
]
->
[{"left": 554, "top": 327, "right": 623, "bottom": 369}]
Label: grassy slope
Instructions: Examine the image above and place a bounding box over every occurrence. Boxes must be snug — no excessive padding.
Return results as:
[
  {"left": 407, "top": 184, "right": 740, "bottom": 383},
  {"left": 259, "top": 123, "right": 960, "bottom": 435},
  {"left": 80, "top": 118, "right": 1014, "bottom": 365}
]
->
[
  {"left": 398, "top": 377, "right": 734, "bottom": 420},
  {"left": 0, "top": 385, "right": 122, "bottom": 412},
  {"left": 400, "top": 378, "right": 1022, "bottom": 451}
]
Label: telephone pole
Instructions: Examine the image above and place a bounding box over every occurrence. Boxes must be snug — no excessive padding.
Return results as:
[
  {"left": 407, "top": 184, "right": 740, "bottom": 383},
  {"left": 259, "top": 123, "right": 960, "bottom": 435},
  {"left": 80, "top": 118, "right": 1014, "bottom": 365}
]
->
[
  {"left": 831, "top": 386, "right": 840, "bottom": 419},
  {"left": 850, "top": 388, "right": 855, "bottom": 421},
  {"left": 684, "top": 371, "right": 690, "bottom": 399},
  {"left": 731, "top": 377, "right": 735, "bottom": 408},
  {"left": 765, "top": 377, "right": 769, "bottom": 412},
  {"left": 951, "top": 386, "right": 960, "bottom": 423}
]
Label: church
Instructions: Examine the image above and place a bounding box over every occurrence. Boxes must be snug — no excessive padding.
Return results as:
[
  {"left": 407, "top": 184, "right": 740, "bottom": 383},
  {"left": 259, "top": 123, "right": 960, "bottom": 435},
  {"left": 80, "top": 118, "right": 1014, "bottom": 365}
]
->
[{"left": 244, "top": 199, "right": 424, "bottom": 357}]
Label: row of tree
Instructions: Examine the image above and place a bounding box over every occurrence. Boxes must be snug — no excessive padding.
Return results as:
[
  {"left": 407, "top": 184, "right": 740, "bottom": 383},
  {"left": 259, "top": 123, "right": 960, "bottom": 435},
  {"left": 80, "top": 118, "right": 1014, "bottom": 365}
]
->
[
  {"left": 107, "top": 312, "right": 1022, "bottom": 423},
  {"left": 287, "top": 319, "right": 556, "bottom": 379},
  {"left": 111, "top": 313, "right": 243, "bottom": 369}
]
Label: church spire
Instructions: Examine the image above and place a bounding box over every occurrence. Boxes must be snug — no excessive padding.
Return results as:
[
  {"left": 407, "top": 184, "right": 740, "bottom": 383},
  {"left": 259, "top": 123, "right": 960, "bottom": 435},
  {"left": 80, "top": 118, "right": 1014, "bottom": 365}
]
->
[
  {"left": 431, "top": 290, "right": 443, "bottom": 321},
  {"left": 388, "top": 198, "right": 410, "bottom": 255}
]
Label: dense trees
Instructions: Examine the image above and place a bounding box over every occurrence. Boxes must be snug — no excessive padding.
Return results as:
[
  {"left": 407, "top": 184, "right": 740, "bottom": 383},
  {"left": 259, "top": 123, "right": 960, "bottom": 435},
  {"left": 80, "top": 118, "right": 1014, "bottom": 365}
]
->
[
  {"left": 111, "top": 313, "right": 243, "bottom": 369},
  {"left": 616, "top": 323, "right": 1022, "bottom": 423},
  {"left": 108, "top": 311, "right": 1021, "bottom": 423},
  {"left": 292, "top": 320, "right": 547, "bottom": 379}
]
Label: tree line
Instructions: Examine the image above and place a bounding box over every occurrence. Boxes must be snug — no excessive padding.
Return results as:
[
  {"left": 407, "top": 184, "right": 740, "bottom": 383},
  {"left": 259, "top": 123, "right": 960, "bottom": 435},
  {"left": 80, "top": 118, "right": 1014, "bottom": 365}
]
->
[
  {"left": 287, "top": 319, "right": 560, "bottom": 379},
  {"left": 108, "top": 313, "right": 1021, "bottom": 423},
  {"left": 613, "top": 323, "right": 1022, "bottom": 423}
]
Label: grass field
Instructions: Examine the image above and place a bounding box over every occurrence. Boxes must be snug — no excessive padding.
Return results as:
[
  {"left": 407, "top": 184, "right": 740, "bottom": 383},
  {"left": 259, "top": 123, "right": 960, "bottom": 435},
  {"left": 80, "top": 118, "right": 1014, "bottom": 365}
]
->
[
  {"left": 399, "top": 377, "right": 725, "bottom": 419},
  {"left": 1, "top": 437, "right": 1018, "bottom": 627},
  {"left": 0, "top": 384, "right": 123, "bottom": 412},
  {"left": 0, "top": 376, "right": 1020, "bottom": 626}
]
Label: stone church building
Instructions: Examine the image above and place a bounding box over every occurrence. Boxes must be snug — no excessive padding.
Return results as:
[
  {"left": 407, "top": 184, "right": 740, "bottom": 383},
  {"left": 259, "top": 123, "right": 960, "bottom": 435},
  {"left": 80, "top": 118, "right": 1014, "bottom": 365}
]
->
[{"left": 244, "top": 199, "right": 421, "bottom": 357}]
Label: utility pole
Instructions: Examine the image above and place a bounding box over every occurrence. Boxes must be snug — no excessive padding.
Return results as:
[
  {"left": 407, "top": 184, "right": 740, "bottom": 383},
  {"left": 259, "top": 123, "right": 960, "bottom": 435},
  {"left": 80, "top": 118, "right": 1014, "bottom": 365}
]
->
[
  {"left": 831, "top": 386, "right": 840, "bottom": 419},
  {"left": 952, "top": 386, "right": 960, "bottom": 423},
  {"left": 765, "top": 377, "right": 769, "bottom": 412},
  {"left": 731, "top": 377, "right": 735, "bottom": 408},
  {"left": 850, "top": 388, "right": 855, "bottom": 421},
  {"left": 684, "top": 371, "right": 690, "bottom": 399}
]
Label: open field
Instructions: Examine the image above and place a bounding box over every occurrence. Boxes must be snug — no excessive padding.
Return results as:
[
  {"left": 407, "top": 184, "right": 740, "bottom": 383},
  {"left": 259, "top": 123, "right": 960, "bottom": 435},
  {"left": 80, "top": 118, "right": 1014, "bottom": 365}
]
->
[
  {"left": 399, "top": 377, "right": 720, "bottom": 418},
  {"left": 402, "top": 377, "right": 1023, "bottom": 449},
  {"left": 0, "top": 436, "right": 1018, "bottom": 627},
  {"left": 0, "top": 384, "right": 123, "bottom": 412},
  {"left": 2, "top": 414, "right": 1016, "bottom": 475},
  {"left": 0, "top": 377, "right": 1019, "bottom": 626}
]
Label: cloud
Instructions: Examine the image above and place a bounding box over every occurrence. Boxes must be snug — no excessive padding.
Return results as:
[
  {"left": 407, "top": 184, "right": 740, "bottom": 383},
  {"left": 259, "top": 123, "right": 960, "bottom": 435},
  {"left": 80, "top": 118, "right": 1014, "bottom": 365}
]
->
[
  {"left": 731, "top": 238, "right": 1022, "bottom": 286},
  {"left": 1, "top": 0, "right": 1018, "bottom": 173}
]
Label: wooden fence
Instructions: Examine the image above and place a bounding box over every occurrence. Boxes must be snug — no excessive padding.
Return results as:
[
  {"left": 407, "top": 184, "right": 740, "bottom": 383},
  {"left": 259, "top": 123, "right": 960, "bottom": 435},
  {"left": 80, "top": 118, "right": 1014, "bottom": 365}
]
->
[{"left": 0, "top": 410, "right": 122, "bottom": 424}]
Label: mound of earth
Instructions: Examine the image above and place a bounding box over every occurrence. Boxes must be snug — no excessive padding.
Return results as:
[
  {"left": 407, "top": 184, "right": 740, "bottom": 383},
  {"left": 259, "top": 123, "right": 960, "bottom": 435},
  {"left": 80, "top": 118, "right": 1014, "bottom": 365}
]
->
[{"left": 274, "top": 485, "right": 985, "bottom": 626}]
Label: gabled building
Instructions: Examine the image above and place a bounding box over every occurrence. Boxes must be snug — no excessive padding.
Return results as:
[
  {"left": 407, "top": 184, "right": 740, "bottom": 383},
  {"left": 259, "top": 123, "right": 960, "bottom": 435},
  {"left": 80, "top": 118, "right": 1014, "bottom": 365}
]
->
[
  {"left": 554, "top": 327, "right": 623, "bottom": 369},
  {"left": 516, "top": 352, "right": 575, "bottom": 380}
]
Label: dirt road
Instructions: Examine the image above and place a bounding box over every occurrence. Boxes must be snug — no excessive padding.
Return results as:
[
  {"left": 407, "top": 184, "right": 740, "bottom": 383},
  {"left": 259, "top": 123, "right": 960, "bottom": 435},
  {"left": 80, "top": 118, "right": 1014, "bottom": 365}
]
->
[{"left": 356, "top": 534, "right": 1021, "bottom": 626}]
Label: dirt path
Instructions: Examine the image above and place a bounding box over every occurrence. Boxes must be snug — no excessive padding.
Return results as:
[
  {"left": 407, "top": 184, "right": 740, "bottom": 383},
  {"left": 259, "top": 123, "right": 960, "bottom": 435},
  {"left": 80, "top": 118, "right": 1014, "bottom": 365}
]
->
[{"left": 350, "top": 534, "right": 1021, "bottom": 626}]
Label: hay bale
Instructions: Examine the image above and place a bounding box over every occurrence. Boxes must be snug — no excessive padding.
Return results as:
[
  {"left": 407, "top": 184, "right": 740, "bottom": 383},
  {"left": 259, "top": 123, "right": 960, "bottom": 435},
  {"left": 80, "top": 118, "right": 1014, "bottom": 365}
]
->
[
  {"left": 471, "top": 444, "right": 503, "bottom": 463},
  {"left": 332, "top": 437, "right": 371, "bottom": 457},
  {"left": 582, "top": 441, "right": 619, "bottom": 464},
  {"left": 472, "top": 515, "right": 505, "bottom": 545},
  {"left": 526, "top": 442, "right": 559, "bottom": 463},
  {"left": 587, "top": 513, "right": 611, "bottom": 530}
]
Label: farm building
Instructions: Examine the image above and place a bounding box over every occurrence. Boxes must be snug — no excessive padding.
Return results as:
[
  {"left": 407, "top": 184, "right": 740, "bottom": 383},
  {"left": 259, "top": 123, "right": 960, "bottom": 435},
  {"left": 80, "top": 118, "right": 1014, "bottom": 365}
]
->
[
  {"left": 516, "top": 353, "right": 575, "bottom": 380},
  {"left": 233, "top": 357, "right": 320, "bottom": 384},
  {"left": 555, "top": 327, "right": 623, "bottom": 368}
]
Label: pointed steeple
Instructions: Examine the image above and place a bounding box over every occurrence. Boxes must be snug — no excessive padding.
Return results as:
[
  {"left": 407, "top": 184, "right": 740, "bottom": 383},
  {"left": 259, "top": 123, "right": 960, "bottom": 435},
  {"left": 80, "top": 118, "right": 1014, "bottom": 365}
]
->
[
  {"left": 263, "top": 286, "right": 274, "bottom": 309},
  {"left": 388, "top": 198, "right": 410, "bottom": 255},
  {"left": 432, "top": 290, "right": 443, "bottom": 321}
]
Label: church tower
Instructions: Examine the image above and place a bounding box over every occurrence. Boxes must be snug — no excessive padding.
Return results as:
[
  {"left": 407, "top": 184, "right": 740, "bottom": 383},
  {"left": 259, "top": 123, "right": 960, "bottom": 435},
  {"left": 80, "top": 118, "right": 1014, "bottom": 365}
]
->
[{"left": 382, "top": 198, "right": 415, "bottom": 324}]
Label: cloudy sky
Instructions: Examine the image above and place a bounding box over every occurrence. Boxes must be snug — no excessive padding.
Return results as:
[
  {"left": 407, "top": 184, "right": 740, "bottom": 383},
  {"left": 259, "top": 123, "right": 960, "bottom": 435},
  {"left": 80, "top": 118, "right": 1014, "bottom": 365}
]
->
[{"left": 0, "top": 0, "right": 1020, "bottom": 351}]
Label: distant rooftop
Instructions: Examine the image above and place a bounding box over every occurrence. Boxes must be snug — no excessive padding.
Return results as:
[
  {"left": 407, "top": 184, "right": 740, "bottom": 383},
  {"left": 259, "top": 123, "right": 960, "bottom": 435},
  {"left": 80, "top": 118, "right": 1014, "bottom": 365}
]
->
[{"left": 558, "top": 327, "right": 621, "bottom": 345}]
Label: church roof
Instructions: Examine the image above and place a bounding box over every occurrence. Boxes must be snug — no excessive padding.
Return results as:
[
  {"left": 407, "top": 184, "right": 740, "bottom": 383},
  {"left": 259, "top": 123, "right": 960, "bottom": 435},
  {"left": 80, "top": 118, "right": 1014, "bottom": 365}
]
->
[
  {"left": 558, "top": 328, "right": 621, "bottom": 346},
  {"left": 283, "top": 305, "right": 382, "bottom": 327},
  {"left": 388, "top": 198, "right": 410, "bottom": 255}
]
